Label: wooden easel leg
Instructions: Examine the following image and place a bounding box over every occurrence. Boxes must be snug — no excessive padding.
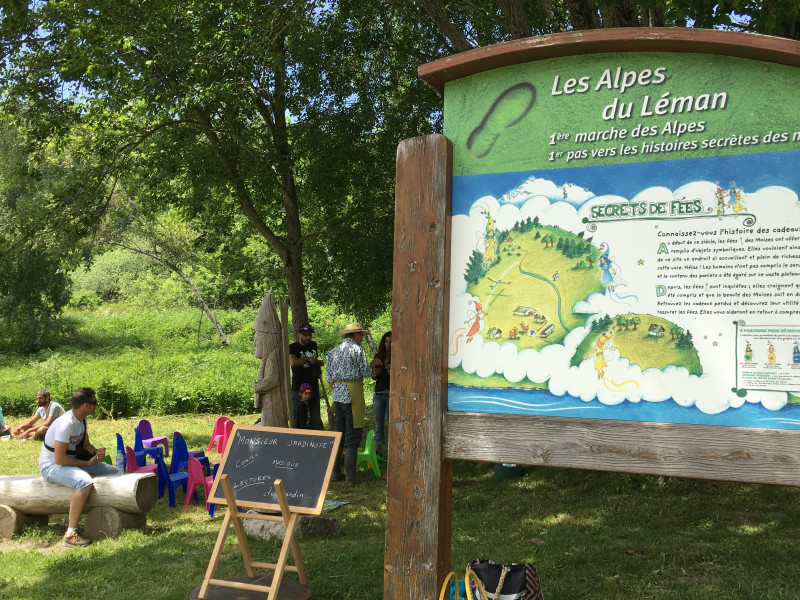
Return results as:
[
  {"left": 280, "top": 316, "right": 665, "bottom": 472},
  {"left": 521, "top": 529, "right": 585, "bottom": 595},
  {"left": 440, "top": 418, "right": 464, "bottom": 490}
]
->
[
  {"left": 221, "top": 475, "right": 256, "bottom": 578},
  {"left": 288, "top": 528, "right": 307, "bottom": 584},
  {"left": 199, "top": 509, "right": 232, "bottom": 599},
  {"left": 275, "top": 480, "right": 307, "bottom": 584}
]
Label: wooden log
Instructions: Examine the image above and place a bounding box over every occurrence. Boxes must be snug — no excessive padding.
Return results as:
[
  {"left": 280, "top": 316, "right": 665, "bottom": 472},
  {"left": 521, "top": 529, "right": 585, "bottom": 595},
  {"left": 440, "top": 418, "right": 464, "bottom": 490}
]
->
[
  {"left": 0, "top": 473, "right": 157, "bottom": 515},
  {"left": 0, "top": 505, "right": 48, "bottom": 538},
  {"left": 85, "top": 506, "right": 146, "bottom": 540}
]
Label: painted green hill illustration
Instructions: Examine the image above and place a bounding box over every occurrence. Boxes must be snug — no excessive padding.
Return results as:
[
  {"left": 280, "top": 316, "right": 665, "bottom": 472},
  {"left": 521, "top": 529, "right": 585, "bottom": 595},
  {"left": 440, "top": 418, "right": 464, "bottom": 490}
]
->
[
  {"left": 457, "top": 218, "right": 703, "bottom": 385},
  {"left": 465, "top": 220, "right": 603, "bottom": 348},
  {"left": 572, "top": 314, "right": 703, "bottom": 376}
]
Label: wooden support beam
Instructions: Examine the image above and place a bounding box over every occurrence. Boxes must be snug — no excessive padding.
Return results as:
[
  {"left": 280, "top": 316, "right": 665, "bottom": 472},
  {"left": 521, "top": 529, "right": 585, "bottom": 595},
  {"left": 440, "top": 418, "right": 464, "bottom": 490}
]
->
[{"left": 385, "top": 134, "right": 453, "bottom": 599}]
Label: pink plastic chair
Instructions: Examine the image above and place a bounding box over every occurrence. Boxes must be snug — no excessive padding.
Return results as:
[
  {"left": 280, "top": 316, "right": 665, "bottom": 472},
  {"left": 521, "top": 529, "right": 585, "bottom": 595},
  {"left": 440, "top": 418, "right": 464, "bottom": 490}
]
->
[
  {"left": 221, "top": 419, "right": 234, "bottom": 453},
  {"left": 207, "top": 416, "right": 233, "bottom": 453},
  {"left": 185, "top": 457, "right": 214, "bottom": 509},
  {"left": 136, "top": 419, "right": 169, "bottom": 457},
  {"left": 125, "top": 446, "right": 158, "bottom": 476}
]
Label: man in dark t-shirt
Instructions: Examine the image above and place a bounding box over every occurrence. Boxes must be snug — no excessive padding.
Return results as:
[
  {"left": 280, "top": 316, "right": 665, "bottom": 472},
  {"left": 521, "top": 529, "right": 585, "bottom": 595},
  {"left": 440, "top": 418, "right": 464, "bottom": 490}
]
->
[{"left": 289, "top": 323, "right": 324, "bottom": 429}]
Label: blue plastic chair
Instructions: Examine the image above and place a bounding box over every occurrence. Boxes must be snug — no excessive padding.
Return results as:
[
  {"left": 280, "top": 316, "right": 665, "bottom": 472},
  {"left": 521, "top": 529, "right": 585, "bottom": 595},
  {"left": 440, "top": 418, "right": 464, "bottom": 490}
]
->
[
  {"left": 115, "top": 433, "right": 127, "bottom": 472},
  {"left": 174, "top": 431, "right": 210, "bottom": 474},
  {"left": 117, "top": 432, "right": 151, "bottom": 472},
  {"left": 171, "top": 434, "right": 210, "bottom": 476},
  {"left": 134, "top": 427, "right": 163, "bottom": 467},
  {"left": 154, "top": 455, "right": 188, "bottom": 508},
  {"left": 208, "top": 463, "right": 219, "bottom": 517}
]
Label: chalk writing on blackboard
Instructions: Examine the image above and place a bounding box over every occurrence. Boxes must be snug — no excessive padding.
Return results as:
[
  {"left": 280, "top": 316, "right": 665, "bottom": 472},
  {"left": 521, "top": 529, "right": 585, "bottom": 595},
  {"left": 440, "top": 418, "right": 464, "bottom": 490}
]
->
[{"left": 209, "top": 425, "right": 342, "bottom": 514}]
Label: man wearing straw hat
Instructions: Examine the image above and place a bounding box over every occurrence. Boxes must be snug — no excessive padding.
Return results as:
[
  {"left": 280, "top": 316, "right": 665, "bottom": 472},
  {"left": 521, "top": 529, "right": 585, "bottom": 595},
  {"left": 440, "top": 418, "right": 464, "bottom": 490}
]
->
[{"left": 325, "top": 322, "right": 372, "bottom": 483}]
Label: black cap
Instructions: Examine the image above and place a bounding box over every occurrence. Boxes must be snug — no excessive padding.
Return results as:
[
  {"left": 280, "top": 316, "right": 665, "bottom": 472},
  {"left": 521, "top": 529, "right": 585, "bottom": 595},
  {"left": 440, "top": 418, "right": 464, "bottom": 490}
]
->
[{"left": 298, "top": 323, "right": 315, "bottom": 334}]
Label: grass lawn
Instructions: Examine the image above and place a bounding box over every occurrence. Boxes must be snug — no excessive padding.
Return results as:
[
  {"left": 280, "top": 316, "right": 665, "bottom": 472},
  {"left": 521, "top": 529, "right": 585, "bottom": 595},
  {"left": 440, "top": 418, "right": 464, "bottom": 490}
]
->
[{"left": 2, "top": 414, "right": 799, "bottom": 599}]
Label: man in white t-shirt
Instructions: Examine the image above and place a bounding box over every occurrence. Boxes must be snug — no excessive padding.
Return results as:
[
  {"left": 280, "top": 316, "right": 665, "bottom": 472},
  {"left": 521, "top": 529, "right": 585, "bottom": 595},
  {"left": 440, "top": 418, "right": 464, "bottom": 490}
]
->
[
  {"left": 39, "top": 387, "right": 118, "bottom": 547},
  {"left": 11, "top": 390, "right": 65, "bottom": 441}
]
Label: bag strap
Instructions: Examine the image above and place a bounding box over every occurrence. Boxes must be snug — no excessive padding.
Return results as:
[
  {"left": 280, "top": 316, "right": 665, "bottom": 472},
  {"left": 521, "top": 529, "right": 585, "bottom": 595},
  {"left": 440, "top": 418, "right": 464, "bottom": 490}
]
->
[
  {"left": 494, "top": 565, "right": 510, "bottom": 598},
  {"left": 465, "top": 568, "right": 489, "bottom": 600},
  {"left": 44, "top": 419, "right": 87, "bottom": 456},
  {"left": 439, "top": 571, "right": 460, "bottom": 600}
]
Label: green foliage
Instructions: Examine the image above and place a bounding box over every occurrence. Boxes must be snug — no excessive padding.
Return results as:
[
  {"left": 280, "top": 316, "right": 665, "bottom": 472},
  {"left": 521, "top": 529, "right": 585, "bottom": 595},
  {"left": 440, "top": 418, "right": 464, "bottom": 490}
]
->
[
  {"left": 67, "top": 289, "right": 102, "bottom": 310},
  {"left": 0, "top": 122, "right": 75, "bottom": 350},
  {"left": 464, "top": 250, "right": 487, "bottom": 286},
  {"left": 71, "top": 248, "right": 163, "bottom": 302},
  {"left": 0, "top": 306, "right": 259, "bottom": 417}
]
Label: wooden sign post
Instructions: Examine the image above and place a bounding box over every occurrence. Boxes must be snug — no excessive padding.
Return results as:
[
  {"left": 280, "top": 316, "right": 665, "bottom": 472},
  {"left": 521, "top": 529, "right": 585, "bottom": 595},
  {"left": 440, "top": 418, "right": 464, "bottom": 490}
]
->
[{"left": 197, "top": 425, "right": 341, "bottom": 600}]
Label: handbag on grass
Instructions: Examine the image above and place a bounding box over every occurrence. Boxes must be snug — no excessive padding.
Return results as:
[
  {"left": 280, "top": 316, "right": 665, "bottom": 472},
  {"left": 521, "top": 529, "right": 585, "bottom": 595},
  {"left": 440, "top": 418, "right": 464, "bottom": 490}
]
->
[{"left": 468, "top": 558, "right": 543, "bottom": 600}]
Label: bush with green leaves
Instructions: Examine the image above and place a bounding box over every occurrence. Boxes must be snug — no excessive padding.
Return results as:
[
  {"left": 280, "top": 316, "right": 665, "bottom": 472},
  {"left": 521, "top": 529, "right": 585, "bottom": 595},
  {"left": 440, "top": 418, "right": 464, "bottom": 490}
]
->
[{"left": 71, "top": 248, "right": 163, "bottom": 302}]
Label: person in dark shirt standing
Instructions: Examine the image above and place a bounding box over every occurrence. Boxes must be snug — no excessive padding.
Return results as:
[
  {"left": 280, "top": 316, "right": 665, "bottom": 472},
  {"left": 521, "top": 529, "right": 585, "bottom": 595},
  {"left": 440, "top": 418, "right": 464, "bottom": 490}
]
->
[
  {"left": 289, "top": 323, "right": 324, "bottom": 429},
  {"left": 370, "top": 331, "right": 391, "bottom": 458},
  {"left": 294, "top": 383, "right": 313, "bottom": 429}
]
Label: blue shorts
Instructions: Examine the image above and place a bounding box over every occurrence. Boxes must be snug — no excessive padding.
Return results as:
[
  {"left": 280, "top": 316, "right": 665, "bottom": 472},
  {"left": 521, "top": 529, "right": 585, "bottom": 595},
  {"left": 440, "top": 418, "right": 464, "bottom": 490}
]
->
[{"left": 41, "top": 462, "right": 119, "bottom": 491}]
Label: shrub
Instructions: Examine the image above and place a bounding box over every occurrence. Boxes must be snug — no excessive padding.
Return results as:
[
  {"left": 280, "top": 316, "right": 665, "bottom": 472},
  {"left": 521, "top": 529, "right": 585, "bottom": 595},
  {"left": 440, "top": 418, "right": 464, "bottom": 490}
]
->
[{"left": 67, "top": 289, "right": 102, "bottom": 310}]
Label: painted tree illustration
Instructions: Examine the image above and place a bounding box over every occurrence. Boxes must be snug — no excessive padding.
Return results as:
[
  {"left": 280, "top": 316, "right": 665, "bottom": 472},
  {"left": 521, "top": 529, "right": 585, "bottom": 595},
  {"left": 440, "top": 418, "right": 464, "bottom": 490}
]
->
[
  {"left": 676, "top": 330, "right": 694, "bottom": 350},
  {"left": 464, "top": 250, "right": 486, "bottom": 286}
]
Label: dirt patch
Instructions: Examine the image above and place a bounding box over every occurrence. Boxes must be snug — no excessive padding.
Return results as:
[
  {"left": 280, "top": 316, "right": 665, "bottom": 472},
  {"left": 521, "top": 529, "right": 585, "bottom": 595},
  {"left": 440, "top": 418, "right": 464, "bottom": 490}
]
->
[{"left": 0, "top": 538, "right": 68, "bottom": 554}]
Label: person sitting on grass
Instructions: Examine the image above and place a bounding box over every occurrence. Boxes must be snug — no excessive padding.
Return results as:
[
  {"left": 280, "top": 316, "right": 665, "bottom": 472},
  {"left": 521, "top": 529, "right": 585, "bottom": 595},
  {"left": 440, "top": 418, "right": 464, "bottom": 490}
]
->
[
  {"left": 12, "top": 390, "right": 65, "bottom": 441},
  {"left": 38, "top": 387, "right": 119, "bottom": 547},
  {"left": 0, "top": 403, "right": 11, "bottom": 437}
]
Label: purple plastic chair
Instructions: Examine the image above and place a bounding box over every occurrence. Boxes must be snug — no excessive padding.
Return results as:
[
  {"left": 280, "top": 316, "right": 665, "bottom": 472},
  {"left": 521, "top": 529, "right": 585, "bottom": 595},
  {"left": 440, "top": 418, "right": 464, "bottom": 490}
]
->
[
  {"left": 136, "top": 419, "right": 169, "bottom": 457},
  {"left": 134, "top": 427, "right": 163, "bottom": 466}
]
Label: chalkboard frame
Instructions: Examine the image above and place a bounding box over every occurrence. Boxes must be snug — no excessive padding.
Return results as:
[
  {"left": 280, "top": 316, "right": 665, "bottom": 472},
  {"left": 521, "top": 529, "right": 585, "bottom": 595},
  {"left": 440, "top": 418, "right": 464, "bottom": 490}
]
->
[{"left": 208, "top": 425, "right": 342, "bottom": 515}]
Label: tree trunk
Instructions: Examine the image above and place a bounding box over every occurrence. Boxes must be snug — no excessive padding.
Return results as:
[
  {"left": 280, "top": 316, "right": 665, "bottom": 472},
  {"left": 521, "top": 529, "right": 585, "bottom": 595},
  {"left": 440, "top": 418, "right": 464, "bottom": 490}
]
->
[
  {"left": 563, "top": 0, "right": 601, "bottom": 30},
  {"left": 414, "top": 0, "right": 476, "bottom": 52},
  {"left": 285, "top": 247, "right": 309, "bottom": 334},
  {"left": 499, "top": 0, "right": 532, "bottom": 39}
]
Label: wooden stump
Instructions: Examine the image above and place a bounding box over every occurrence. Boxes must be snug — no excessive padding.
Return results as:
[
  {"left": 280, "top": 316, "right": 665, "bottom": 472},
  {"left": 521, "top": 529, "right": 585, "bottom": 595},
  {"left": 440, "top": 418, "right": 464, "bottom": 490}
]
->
[
  {"left": 0, "top": 505, "right": 48, "bottom": 538},
  {"left": 85, "top": 506, "right": 147, "bottom": 540}
]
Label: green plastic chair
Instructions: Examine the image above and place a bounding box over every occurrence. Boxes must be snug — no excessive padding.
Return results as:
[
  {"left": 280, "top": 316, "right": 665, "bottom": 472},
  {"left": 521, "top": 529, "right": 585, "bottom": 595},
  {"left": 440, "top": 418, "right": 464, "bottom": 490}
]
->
[{"left": 356, "top": 430, "right": 385, "bottom": 477}]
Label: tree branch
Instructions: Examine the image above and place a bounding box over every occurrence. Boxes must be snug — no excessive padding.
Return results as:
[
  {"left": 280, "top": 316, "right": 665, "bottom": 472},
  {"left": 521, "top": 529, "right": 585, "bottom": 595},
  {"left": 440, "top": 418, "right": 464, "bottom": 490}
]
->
[{"left": 191, "top": 106, "right": 289, "bottom": 263}]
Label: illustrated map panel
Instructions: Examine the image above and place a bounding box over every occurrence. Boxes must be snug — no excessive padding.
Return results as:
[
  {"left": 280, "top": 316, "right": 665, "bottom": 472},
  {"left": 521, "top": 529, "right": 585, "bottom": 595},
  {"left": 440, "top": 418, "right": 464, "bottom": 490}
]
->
[{"left": 444, "top": 51, "right": 800, "bottom": 429}]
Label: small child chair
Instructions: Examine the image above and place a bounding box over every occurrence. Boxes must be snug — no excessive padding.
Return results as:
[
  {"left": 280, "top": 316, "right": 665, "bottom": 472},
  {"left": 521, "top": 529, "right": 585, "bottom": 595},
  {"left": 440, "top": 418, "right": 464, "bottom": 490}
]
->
[
  {"left": 356, "top": 430, "right": 384, "bottom": 477},
  {"left": 154, "top": 455, "right": 188, "bottom": 508},
  {"left": 185, "top": 457, "right": 214, "bottom": 510},
  {"left": 207, "top": 416, "right": 234, "bottom": 454},
  {"left": 136, "top": 419, "right": 169, "bottom": 457}
]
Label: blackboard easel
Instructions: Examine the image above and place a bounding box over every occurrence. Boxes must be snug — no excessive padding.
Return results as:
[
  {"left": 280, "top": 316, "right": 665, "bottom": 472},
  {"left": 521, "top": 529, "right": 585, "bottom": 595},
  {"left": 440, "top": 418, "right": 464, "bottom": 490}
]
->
[{"left": 199, "top": 425, "right": 342, "bottom": 600}]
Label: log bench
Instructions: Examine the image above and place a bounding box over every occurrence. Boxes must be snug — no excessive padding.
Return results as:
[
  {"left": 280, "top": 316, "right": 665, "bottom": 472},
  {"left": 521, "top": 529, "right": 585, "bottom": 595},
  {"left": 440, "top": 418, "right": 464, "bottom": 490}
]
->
[{"left": 0, "top": 472, "right": 157, "bottom": 539}]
